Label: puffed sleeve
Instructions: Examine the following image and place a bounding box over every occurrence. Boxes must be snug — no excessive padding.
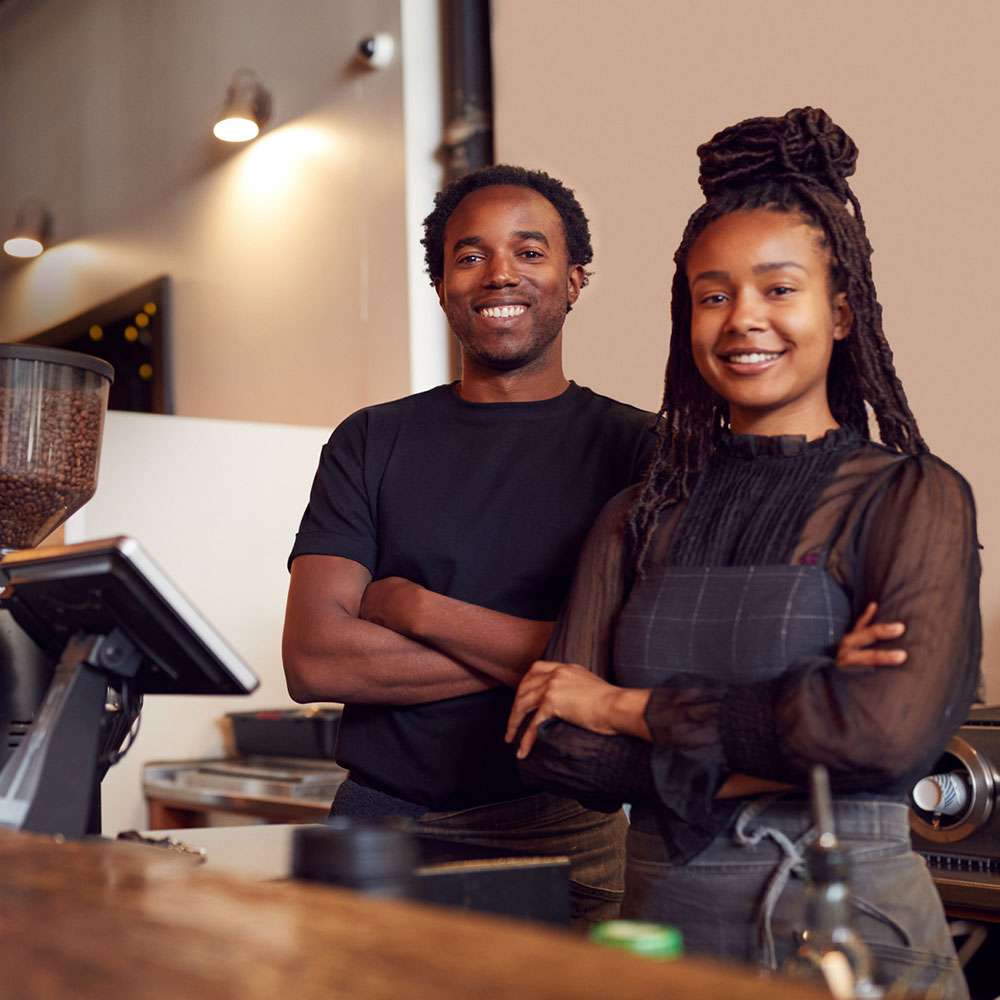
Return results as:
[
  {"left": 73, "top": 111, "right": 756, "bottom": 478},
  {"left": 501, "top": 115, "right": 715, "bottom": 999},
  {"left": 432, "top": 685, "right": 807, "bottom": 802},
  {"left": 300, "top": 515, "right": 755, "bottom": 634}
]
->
[
  {"left": 543, "top": 487, "right": 638, "bottom": 679},
  {"left": 519, "top": 489, "right": 725, "bottom": 845},
  {"left": 517, "top": 488, "right": 644, "bottom": 809},
  {"left": 719, "top": 455, "right": 982, "bottom": 789}
]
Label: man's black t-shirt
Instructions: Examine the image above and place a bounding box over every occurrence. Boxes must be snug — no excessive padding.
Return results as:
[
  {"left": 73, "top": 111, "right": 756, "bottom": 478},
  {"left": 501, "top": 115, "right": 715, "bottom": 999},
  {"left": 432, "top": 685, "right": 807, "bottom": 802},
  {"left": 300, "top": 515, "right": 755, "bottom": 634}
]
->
[{"left": 289, "top": 381, "right": 655, "bottom": 809}]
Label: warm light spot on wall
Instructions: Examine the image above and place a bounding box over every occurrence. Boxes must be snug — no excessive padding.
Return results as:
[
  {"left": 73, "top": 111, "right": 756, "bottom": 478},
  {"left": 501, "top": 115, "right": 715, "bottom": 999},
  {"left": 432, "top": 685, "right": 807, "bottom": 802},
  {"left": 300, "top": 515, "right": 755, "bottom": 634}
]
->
[
  {"left": 2, "top": 242, "right": 102, "bottom": 331},
  {"left": 124, "top": 325, "right": 138, "bottom": 342},
  {"left": 138, "top": 363, "right": 153, "bottom": 380},
  {"left": 192, "top": 116, "right": 343, "bottom": 272},
  {"left": 135, "top": 312, "right": 149, "bottom": 328},
  {"left": 143, "top": 302, "right": 157, "bottom": 316},
  {"left": 89, "top": 324, "right": 103, "bottom": 341},
  {"left": 232, "top": 122, "right": 340, "bottom": 199}
]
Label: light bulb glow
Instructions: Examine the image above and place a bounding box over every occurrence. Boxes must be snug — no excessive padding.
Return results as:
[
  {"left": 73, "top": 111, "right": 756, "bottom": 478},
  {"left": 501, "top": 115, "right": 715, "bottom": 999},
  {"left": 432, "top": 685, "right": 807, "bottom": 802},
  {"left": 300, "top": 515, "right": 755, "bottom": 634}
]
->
[
  {"left": 214, "top": 116, "right": 260, "bottom": 142},
  {"left": 3, "top": 236, "right": 44, "bottom": 258}
]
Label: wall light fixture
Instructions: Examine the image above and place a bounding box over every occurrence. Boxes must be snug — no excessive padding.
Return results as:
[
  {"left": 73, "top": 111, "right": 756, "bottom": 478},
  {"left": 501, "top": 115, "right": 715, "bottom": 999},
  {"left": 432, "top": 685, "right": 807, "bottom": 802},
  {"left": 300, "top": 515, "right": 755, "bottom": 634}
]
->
[
  {"left": 3, "top": 201, "right": 52, "bottom": 259},
  {"left": 213, "top": 70, "right": 272, "bottom": 143}
]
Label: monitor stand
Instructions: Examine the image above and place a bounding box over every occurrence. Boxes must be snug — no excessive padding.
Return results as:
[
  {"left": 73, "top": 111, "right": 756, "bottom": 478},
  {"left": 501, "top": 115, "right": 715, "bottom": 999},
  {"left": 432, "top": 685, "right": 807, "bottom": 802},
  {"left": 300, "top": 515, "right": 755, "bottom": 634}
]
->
[{"left": 0, "top": 628, "right": 140, "bottom": 837}]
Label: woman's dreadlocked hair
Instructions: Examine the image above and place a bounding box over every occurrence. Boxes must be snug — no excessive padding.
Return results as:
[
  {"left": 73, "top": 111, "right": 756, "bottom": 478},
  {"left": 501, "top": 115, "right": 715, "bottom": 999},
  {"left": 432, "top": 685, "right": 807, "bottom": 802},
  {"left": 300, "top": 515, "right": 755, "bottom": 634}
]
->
[{"left": 629, "top": 107, "right": 926, "bottom": 570}]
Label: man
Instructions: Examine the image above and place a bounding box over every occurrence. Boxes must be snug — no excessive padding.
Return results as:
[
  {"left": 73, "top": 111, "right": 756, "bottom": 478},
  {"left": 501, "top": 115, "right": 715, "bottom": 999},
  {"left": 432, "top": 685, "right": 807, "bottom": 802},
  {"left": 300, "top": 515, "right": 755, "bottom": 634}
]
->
[{"left": 283, "top": 165, "right": 654, "bottom": 927}]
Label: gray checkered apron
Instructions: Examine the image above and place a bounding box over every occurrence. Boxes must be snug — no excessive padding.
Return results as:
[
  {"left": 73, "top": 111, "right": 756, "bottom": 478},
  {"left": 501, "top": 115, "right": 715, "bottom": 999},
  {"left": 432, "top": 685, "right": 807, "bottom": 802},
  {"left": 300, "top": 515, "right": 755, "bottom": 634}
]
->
[
  {"left": 614, "top": 563, "right": 850, "bottom": 687},
  {"left": 612, "top": 562, "right": 967, "bottom": 996}
]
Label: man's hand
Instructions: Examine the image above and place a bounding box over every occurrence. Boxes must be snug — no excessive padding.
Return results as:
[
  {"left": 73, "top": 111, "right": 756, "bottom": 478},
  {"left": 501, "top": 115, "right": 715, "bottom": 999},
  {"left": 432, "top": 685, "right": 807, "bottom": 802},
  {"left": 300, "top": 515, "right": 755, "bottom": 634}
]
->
[
  {"left": 505, "top": 660, "right": 651, "bottom": 759},
  {"left": 837, "top": 601, "right": 907, "bottom": 671},
  {"left": 359, "top": 576, "right": 425, "bottom": 635}
]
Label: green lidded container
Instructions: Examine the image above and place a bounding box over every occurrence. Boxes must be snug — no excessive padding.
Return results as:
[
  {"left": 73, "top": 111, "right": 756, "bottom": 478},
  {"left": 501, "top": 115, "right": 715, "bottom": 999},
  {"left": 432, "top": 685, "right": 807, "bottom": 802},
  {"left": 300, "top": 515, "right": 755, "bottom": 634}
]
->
[{"left": 589, "top": 919, "right": 683, "bottom": 960}]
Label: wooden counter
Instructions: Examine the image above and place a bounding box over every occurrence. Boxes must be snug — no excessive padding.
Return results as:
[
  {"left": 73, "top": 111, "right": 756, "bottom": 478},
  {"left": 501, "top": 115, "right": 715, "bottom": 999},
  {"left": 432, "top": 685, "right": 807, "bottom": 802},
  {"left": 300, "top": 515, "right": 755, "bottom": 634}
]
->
[{"left": 0, "top": 828, "right": 829, "bottom": 1000}]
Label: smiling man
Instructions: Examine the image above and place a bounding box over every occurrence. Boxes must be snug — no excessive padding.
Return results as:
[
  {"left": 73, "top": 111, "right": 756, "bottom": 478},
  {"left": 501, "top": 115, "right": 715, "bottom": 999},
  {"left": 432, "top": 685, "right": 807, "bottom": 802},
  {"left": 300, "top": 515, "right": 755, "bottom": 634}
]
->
[{"left": 282, "top": 165, "right": 653, "bottom": 927}]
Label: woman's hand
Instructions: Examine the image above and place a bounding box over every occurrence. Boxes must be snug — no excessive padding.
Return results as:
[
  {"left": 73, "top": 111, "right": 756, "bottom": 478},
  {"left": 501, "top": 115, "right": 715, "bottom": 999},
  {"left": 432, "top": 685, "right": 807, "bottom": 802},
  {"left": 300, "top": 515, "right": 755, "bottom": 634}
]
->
[
  {"left": 505, "top": 661, "right": 617, "bottom": 759},
  {"left": 505, "top": 661, "right": 650, "bottom": 759},
  {"left": 837, "top": 602, "right": 907, "bottom": 670}
]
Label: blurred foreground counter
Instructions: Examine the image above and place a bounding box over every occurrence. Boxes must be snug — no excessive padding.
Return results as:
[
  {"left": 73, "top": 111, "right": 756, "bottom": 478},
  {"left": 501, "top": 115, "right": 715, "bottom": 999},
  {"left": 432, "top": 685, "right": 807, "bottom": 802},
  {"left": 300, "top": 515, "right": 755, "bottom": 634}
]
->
[{"left": 0, "top": 828, "right": 830, "bottom": 1000}]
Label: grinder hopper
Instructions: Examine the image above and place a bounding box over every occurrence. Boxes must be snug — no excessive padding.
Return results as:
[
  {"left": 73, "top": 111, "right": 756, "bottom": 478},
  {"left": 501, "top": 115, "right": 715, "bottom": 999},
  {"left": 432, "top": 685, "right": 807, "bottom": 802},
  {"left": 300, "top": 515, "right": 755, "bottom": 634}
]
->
[
  {"left": 0, "top": 344, "right": 114, "bottom": 551},
  {"left": 0, "top": 344, "right": 114, "bottom": 772}
]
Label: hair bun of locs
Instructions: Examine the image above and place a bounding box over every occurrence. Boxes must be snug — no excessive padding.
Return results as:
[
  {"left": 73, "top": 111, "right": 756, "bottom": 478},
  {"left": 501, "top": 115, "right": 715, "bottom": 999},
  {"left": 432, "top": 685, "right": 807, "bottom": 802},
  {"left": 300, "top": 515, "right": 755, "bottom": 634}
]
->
[{"left": 696, "top": 107, "right": 858, "bottom": 202}]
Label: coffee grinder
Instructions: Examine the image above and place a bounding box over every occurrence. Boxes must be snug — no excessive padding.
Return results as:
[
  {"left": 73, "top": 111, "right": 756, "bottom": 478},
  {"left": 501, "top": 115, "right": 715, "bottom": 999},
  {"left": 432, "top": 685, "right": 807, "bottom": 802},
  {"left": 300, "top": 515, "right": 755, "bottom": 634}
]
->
[
  {"left": 0, "top": 343, "right": 259, "bottom": 838},
  {"left": 0, "top": 344, "right": 114, "bottom": 775}
]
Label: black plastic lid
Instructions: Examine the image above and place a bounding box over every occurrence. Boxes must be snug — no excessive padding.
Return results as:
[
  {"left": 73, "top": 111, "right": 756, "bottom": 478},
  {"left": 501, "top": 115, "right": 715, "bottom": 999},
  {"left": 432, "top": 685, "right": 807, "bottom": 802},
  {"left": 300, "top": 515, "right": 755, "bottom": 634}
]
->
[
  {"left": 292, "top": 819, "right": 418, "bottom": 889},
  {"left": 0, "top": 343, "right": 115, "bottom": 384}
]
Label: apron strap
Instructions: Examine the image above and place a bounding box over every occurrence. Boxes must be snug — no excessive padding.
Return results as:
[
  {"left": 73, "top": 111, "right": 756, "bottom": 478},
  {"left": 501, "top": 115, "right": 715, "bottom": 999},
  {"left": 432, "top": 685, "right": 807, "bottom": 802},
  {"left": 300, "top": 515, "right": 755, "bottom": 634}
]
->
[{"left": 732, "top": 797, "right": 912, "bottom": 969}]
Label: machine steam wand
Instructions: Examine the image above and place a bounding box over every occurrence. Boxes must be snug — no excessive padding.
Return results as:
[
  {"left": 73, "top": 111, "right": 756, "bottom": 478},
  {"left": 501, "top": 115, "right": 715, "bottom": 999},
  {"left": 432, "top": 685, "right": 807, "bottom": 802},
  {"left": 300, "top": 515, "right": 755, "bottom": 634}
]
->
[{"left": 788, "top": 765, "right": 883, "bottom": 999}]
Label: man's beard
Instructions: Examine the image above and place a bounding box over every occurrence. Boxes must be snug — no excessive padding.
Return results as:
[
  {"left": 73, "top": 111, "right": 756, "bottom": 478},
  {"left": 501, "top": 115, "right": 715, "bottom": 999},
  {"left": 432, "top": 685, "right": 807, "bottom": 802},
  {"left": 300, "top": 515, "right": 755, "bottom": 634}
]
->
[
  {"left": 456, "top": 328, "right": 560, "bottom": 371},
  {"left": 448, "top": 304, "right": 565, "bottom": 373}
]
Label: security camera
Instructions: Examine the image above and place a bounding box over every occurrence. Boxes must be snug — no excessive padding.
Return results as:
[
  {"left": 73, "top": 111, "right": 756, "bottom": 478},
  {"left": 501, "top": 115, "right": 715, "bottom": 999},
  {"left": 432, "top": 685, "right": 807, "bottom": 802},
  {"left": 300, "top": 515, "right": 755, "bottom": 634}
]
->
[{"left": 357, "top": 33, "right": 395, "bottom": 69}]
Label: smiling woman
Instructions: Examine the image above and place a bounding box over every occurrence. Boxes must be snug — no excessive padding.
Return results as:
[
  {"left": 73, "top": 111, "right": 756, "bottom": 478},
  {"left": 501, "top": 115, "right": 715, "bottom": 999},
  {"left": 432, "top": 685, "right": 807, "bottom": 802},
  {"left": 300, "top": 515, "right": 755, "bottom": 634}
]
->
[
  {"left": 506, "top": 107, "right": 980, "bottom": 998},
  {"left": 686, "top": 211, "right": 852, "bottom": 440}
]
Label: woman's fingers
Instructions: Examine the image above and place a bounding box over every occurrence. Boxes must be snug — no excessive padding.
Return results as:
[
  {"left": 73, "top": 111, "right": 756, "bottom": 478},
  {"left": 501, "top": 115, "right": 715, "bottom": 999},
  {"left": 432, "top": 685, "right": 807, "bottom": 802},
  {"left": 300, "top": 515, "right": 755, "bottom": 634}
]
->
[
  {"left": 837, "top": 604, "right": 907, "bottom": 671},
  {"left": 840, "top": 621, "right": 906, "bottom": 650},
  {"left": 505, "top": 661, "right": 562, "bottom": 742},
  {"left": 838, "top": 647, "right": 908, "bottom": 671},
  {"left": 515, "top": 707, "right": 550, "bottom": 759},
  {"left": 505, "top": 687, "right": 542, "bottom": 743},
  {"left": 519, "top": 660, "right": 562, "bottom": 682},
  {"left": 507, "top": 660, "right": 615, "bottom": 755},
  {"left": 854, "top": 601, "right": 878, "bottom": 631}
]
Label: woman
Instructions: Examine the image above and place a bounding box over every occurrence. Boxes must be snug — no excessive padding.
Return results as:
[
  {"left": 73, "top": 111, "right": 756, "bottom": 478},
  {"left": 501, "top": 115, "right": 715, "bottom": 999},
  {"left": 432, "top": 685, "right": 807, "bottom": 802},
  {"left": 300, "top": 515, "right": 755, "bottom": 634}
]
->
[{"left": 506, "top": 108, "right": 980, "bottom": 996}]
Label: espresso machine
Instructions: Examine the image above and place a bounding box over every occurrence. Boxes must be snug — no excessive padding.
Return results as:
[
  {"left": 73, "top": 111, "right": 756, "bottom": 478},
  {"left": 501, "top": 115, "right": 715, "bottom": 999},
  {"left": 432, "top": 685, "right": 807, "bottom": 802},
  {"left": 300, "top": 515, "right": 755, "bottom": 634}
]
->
[{"left": 909, "top": 707, "right": 1000, "bottom": 914}]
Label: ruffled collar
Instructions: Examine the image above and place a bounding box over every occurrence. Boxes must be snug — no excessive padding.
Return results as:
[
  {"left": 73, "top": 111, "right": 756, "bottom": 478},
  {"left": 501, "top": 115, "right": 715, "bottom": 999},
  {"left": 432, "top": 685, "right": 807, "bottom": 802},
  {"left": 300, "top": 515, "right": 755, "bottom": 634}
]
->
[{"left": 718, "top": 424, "right": 861, "bottom": 459}]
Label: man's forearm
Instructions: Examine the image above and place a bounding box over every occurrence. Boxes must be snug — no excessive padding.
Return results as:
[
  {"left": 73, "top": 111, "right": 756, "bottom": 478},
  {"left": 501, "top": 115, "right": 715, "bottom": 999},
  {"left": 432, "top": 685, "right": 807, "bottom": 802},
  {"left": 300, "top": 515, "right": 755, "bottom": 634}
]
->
[
  {"left": 362, "top": 579, "right": 554, "bottom": 686},
  {"left": 283, "top": 614, "right": 498, "bottom": 705},
  {"left": 283, "top": 556, "right": 497, "bottom": 705}
]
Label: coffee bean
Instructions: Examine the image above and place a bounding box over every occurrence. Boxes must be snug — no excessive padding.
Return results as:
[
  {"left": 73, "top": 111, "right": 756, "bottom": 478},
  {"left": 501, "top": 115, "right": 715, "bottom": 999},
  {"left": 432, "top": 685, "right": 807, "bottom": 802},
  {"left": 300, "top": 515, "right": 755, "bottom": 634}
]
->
[{"left": 0, "top": 385, "right": 105, "bottom": 550}]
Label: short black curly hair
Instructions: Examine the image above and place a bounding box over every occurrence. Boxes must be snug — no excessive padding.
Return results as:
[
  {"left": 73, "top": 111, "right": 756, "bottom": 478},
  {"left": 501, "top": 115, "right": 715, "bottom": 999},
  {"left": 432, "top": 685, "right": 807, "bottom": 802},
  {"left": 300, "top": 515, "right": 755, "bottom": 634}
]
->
[{"left": 421, "top": 164, "right": 593, "bottom": 286}]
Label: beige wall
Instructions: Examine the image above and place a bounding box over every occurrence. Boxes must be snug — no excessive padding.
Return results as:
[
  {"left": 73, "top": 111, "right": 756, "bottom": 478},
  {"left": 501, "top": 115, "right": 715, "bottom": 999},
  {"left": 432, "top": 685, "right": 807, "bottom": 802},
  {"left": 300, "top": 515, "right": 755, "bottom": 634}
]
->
[
  {"left": 0, "top": 0, "right": 447, "bottom": 829},
  {"left": 0, "top": 0, "right": 445, "bottom": 429},
  {"left": 492, "top": 1, "right": 1000, "bottom": 697},
  {"left": 66, "top": 410, "right": 332, "bottom": 834}
]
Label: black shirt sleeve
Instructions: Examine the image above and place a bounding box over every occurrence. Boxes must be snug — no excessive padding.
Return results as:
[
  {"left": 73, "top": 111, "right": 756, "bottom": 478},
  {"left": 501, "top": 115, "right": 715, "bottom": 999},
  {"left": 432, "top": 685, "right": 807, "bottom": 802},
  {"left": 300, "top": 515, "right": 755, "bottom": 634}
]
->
[
  {"left": 288, "top": 409, "right": 378, "bottom": 572},
  {"left": 630, "top": 418, "right": 659, "bottom": 485}
]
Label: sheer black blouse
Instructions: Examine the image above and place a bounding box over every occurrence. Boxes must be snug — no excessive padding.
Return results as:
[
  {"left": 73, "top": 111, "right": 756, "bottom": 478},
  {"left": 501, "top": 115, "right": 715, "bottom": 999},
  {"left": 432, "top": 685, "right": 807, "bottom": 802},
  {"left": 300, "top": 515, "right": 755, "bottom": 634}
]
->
[{"left": 519, "top": 430, "right": 982, "bottom": 858}]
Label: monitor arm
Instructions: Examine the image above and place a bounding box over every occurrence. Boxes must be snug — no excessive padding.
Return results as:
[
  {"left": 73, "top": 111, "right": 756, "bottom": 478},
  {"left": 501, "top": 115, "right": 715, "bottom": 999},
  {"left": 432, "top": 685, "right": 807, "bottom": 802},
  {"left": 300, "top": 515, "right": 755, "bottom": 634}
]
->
[{"left": 0, "top": 627, "right": 141, "bottom": 837}]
